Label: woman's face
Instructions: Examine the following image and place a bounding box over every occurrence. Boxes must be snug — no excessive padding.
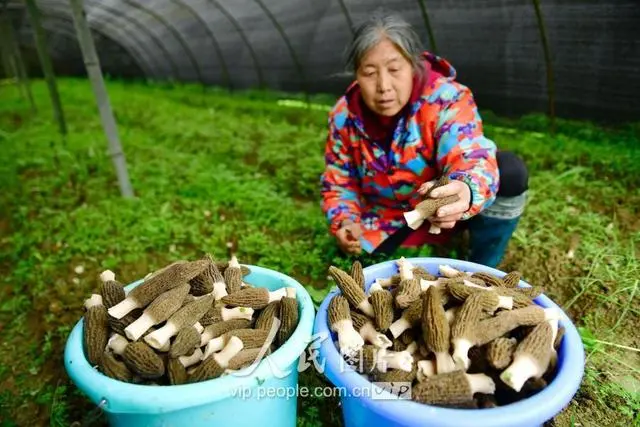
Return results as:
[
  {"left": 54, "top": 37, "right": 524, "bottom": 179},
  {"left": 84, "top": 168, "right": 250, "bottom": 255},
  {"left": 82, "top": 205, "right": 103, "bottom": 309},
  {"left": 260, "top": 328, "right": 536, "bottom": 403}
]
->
[{"left": 356, "top": 38, "right": 414, "bottom": 117}]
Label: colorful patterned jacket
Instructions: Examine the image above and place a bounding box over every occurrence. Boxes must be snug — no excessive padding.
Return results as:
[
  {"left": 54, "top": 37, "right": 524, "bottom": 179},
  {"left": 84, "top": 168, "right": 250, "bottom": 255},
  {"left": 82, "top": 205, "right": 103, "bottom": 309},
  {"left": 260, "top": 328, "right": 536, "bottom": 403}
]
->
[{"left": 320, "top": 52, "right": 500, "bottom": 253}]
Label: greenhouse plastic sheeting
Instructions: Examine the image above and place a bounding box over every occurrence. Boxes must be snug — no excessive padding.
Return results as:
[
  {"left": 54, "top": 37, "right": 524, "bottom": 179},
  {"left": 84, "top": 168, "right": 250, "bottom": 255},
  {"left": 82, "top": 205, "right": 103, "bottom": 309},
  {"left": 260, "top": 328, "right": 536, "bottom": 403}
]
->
[{"left": 4, "top": 0, "right": 640, "bottom": 121}]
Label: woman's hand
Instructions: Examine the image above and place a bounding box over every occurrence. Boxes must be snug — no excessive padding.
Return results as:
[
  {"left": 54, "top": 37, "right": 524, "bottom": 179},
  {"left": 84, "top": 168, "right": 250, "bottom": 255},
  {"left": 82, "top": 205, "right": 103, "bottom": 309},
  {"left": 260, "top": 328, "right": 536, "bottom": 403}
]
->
[
  {"left": 418, "top": 180, "right": 472, "bottom": 229},
  {"left": 336, "top": 220, "right": 363, "bottom": 255}
]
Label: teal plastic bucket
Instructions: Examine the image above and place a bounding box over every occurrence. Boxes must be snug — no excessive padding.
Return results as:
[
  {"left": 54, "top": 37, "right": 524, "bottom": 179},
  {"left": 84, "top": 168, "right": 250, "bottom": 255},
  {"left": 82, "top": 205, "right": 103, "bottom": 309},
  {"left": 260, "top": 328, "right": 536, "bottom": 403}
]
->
[
  {"left": 314, "top": 257, "right": 585, "bottom": 427},
  {"left": 65, "top": 265, "right": 315, "bottom": 427}
]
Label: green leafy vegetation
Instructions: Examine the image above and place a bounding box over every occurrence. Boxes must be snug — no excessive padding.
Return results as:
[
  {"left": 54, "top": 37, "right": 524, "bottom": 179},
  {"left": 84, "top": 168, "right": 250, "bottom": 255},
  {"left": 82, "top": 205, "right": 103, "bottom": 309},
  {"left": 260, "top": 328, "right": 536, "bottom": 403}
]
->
[{"left": 0, "top": 78, "right": 638, "bottom": 426}]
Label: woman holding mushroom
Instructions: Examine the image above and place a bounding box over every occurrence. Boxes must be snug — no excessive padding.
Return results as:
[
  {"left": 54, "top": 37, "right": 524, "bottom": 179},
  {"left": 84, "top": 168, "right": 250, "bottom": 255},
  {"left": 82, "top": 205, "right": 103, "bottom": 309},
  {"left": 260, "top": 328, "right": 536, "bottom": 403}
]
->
[{"left": 320, "top": 10, "right": 528, "bottom": 268}]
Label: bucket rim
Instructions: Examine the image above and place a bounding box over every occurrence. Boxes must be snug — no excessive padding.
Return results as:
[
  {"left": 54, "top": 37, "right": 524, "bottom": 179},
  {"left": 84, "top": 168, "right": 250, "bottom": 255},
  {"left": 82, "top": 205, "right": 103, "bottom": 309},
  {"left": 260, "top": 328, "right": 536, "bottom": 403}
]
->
[
  {"left": 313, "top": 256, "right": 585, "bottom": 427},
  {"left": 64, "top": 264, "right": 316, "bottom": 414}
]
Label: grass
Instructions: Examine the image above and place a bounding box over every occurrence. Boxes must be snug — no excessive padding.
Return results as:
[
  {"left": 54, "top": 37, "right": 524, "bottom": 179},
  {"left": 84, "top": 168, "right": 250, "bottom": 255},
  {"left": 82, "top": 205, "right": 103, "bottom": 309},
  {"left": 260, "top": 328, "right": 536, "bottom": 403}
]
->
[{"left": 0, "top": 78, "right": 639, "bottom": 426}]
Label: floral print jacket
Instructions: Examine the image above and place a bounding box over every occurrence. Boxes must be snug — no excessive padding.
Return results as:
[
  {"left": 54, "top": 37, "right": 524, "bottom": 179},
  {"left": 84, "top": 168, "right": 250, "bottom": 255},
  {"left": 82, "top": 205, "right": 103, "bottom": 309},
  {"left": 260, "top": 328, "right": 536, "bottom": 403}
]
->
[{"left": 320, "top": 52, "right": 500, "bottom": 253}]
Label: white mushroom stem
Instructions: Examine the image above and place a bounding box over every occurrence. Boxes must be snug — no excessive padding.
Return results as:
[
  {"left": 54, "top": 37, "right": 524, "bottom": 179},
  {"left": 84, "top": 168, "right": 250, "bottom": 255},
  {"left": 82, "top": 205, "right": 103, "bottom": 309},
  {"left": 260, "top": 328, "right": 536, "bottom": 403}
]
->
[
  {"left": 419, "top": 279, "right": 438, "bottom": 292},
  {"left": 285, "top": 287, "right": 296, "bottom": 299},
  {"left": 357, "top": 300, "right": 375, "bottom": 318},
  {"left": 544, "top": 308, "right": 562, "bottom": 321},
  {"left": 222, "top": 306, "right": 254, "bottom": 321},
  {"left": 417, "top": 360, "right": 436, "bottom": 382},
  {"left": 108, "top": 297, "right": 142, "bottom": 320},
  {"left": 440, "top": 265, "right": 467, "bottom": 278},
  {"left": 268, "top": 288, "right": 287, "bottom": 303},
  {"left": 466, "top": 373, "right": 496, "bottom": 394},
  {"left": 445, "top": 307, "right": 459, "bottom": 325},
  {"left": 397, "top": 257, "right": 415, "bottom": 281},
  {"left": 462, "top": 279, "right": 489, "bottom": 290},
  {"left": 179, "top": 348, "right": 203, "bottom": 368},
  {"left": 212, "top": 281, "right": 228, "bottom": 300},
  {"left": 144, "top": 322, "right": 180, "bottom": 350},
  {"left": 124, "top": 312, "right": 156, "bottom": 341},
  {"left": 500, "top": 354, "right": 544, "bottom": 392},
  {"left": 358, "top": 322, "right": 392, "bottom": 349},
  {"left": 228, "top": 256, "right": 240, "bottom": 269},
  {"left": 376, "top": 278, "right": 396, "bottom": 288},
  {"left": 548, "top": 318, "right": 560, "bottom": 368},
  {"left": 99, "top": 270, "right": 116, "bottom": 283},
  {"left": 194, "top": 322, "right": 204, "bottom": 334},
  {"left": 84, "top": 294, "right": 103, "bottom": 310},
  {"left": 434, "top": 351, "right": 457, "bottom": 374},
  {"left": 405, "top": 341, "right": 418, "bottom": 355},
  {"left": 452, "top": 338, "right": 474, "bottom": 370},
  {"left": 388, "top": 317, "right": 411, "bottom": 339},
  {"left": 157, "top": 339, "right": 171, "bottom": 352},
  {"left": 333, "top": 319, "right": 365, "bottom": 357},
  {"left": 213, "top": 336, "right": 244, "bottom": 368},
  {"left": 498, "top": 296, "right": 514, "bottom": 310},
  {"left": 369, "top": 281, "right": 383, "bottom": 293},
  {"left": 107, "top": 334, "right": 128, "bottom": 355},
  {"left": 202, "top": 336, "right": 226, "bottom": 360},
  {"left": 380, "top": 350, "right": 413, "bottom": 372},
  {"left": 403, "top": 209, "right": 425, "bottom": 230}
]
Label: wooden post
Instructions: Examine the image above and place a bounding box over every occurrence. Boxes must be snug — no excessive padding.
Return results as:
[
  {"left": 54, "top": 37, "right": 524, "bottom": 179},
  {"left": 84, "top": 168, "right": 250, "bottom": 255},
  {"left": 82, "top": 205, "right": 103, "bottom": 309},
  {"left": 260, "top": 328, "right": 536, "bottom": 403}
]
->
[
  {"left": 68, "top": 0, "right": 134, "bottom": 198},
  {"left": 0, "top": 9, "right": 36, "bottom": 111},
  {"left": 24, "top": 0, "right": 66, "bottom": 134},
  {"left": 532, "top": 0, "right": 556, "bottom": 134}
]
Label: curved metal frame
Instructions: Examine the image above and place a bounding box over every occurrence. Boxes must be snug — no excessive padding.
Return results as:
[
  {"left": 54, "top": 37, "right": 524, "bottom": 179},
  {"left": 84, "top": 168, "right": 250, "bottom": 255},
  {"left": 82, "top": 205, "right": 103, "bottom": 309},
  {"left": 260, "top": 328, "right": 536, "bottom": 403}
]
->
[
  {"left": 172, "top": 0, "right": 230, "bottom": 87},
  {"left": 88, "top": 0, "right": 181, "bottom": 79},
  {"left": 37, "top": 6, "right": 154, "bottom": 76},
  {"left": 336, "top": 0, "right": 354, "bottom": 36},
  {"left": 37, "top": 0, "right": 176, "bottom": 79},
  {"left": 251, "top": 0, "right": 307, "bottom": 92},
  {"left": 120, "top": 0, "right": 203, "bottom": 83},
  {"left": 416, "top": 0, "right": 438, "bottom": 54},
  {"left": 207, "top": 0, "right": 264, "bottom": 87}
]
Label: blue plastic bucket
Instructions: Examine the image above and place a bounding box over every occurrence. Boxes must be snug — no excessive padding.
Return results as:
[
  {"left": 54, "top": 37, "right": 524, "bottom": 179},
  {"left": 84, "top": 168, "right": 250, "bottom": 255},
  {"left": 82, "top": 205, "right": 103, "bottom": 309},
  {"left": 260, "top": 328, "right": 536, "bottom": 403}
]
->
[
  {"left": 65, "top": 265, "right": 315, "bottom": 427},
  {"left": 314, "top": 257, "right": 585, "bottom": 427}
]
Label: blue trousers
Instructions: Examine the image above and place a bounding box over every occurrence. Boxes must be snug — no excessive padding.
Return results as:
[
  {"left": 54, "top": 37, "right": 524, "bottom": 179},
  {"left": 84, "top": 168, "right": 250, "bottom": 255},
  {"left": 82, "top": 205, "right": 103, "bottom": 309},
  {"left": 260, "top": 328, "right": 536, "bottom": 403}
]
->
[
  {"left": 465, "top": 150, "right": 528, "bottom": 268},
  {"left": 466, "top": 192, "right": 527, "bottom": 268}
]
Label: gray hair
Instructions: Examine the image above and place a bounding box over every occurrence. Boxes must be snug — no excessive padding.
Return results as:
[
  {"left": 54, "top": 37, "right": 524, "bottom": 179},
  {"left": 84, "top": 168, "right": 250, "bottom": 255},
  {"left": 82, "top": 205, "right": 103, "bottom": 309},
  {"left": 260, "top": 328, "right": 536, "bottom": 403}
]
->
[{"left": 344, "top": 10, "right": 425, "bottom": 75}]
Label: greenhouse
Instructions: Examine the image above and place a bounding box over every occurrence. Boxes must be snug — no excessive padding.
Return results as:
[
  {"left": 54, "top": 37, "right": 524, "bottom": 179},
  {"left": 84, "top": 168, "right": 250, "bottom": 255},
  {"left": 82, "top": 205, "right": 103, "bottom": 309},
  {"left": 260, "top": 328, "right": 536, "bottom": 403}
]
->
[{"left": 0, "top": 0, "right": 638, "bottom": 426}]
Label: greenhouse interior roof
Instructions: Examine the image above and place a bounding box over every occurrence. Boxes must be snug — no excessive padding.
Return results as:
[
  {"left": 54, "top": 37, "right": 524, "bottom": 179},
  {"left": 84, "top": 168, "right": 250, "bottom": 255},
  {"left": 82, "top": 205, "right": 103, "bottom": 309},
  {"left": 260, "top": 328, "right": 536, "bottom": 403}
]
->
[{"left": 2, "top": 0, "right": 639, "bottom": 121}]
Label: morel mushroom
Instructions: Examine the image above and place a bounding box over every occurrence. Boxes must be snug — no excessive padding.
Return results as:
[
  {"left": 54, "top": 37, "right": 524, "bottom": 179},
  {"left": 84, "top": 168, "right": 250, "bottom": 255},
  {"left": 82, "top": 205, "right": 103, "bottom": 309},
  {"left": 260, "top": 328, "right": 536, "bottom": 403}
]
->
[
  {"left": 108, "top": 260, "right": 207, "bottom": 319},
  {"left": 412, "top": 371, "right": 495, "bottom": 407},
  {"left": 144, "top": 294, "right": 214, "bottom": 350},
  {"left": 500, "top": 322, "right": 555, "bottom": 392},
  {"left": 190, "top": 336, "right": 244, "bottom": 382},
  {"left": 350, "top": 260, "right": 365, "bottom": 291},
  {"left": 200, "top": 301, "right": 254, "bottom": 327},
  {"left": 487, "top": 337, "right": 518, "bottom": 370},
  {"left": 122, "top": 341, "right": 165, "bottom": 379},
  {"left": 99, "top": 270, "right": 125, "bottom": 309},
  {"left": 100, "top": 350, "right": 133, "bottom": 382},
  {"left": 369, "top": 281, "right": 394, "bottom": 332},
  {"left": 328, "top": 294, "right": 364, "bottom": 357},
  {"left": 395, "top": 278, "right": 422, "bottom": 309},
  {"left": 124, "top": 284, "right": 190, "bottom": 341},
  {"left": 199, "top": 318, "right": 252, "bottom": 347},
  {"left": 277, "top": 288, "right": 298, "bottom": 346},
  {"left": 422, "top": 287, "right": 456, "bottom": 374},
  {"left": 329, "top": 266, "right": 375, "bottom": 317},
  {"left": 223, "top": 256, "right": 243, "bottom": 294},
  {"left": 83, "top": 294, "right": 110, "bottom": 366},
  {"left": 169, "top": 325, "right": 202, "bottom": 358},
  {"left": 389, "top": 299, "right": 423, "bottom": 338},
  {"left": 350, "top": 311, "right": 392, "bottom": 349},
  {"left": 254, "top": 301, "right": 280, "bottom": 331},
  {"left": 221, "top": 287, "right": 287, "bottom": 310}
]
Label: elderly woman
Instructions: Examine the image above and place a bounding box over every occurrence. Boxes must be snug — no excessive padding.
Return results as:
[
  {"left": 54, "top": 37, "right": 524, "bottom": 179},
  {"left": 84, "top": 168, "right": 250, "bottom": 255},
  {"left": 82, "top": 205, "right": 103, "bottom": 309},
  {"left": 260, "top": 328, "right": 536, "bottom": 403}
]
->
[{"left": 320, "top": 11, "right": 528, "bottom": 268}]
